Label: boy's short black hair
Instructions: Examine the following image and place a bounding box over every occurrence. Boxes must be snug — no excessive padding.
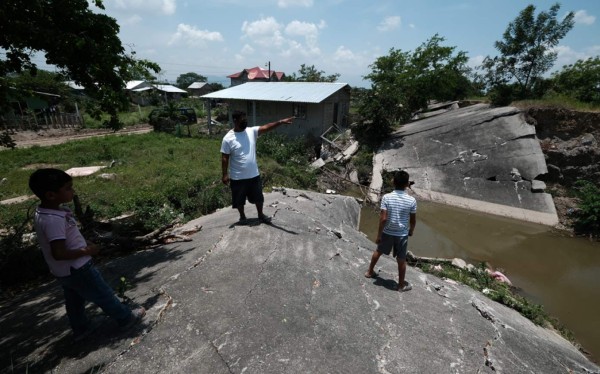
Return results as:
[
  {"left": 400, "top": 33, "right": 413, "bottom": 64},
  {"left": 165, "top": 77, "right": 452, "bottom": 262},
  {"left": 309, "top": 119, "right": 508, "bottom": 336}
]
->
[
  {"left": 232, "top": 110, "right": 246, "bottom": 122},
  {"left": 393, "top": 170, "right": 410, "bottom": 189},
  {"left": 29, "top": 168, "right": 72, "bottom": 199}
]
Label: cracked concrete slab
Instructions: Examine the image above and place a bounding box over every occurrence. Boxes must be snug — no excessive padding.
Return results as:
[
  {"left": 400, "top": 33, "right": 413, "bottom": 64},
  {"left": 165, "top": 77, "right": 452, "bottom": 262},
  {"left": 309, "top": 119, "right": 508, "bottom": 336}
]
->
[
  {"left": 1, "top": 190, "right": 596, "bottom": 373},
  {"left": 369, "top": 104, "right": 559, "bottom": 226}
]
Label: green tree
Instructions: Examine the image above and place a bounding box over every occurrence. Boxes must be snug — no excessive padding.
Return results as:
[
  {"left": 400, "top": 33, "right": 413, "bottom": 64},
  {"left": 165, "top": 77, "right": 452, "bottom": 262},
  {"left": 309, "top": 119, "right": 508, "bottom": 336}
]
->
[
  {"left": 8, "top": 70, "right": 71, "bottom": 98},
  {"left": 285, "top": 64, "right": 340, "bottom": 82},
  {"left": 480, "top": 3, "right": 574, "bottom": 101},
  {"left": 176, "top": 72, "right": 207, "bottom": 89},
  {"left": 354, "top": 34, "right": 470, "bottom": 147},
  {"left": 551, "top": 56, "right": 600, "bottom": 104},
  {"left": 0, "top": 0, "right": 160, "bottom": 146}
]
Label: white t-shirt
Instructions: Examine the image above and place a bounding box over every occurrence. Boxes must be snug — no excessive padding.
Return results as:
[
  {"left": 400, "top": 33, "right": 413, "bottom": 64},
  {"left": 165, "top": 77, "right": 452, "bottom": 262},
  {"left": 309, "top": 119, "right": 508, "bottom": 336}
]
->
[
  {"left": 220, "top": 126, "right": 260, "bottom": 180},
  {"left": 34, "top": 206, "right": 91, "bottom": 277}
]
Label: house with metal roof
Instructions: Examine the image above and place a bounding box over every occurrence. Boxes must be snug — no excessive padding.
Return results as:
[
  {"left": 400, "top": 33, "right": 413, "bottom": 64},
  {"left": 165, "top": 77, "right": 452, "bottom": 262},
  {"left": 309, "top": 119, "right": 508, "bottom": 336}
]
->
[
  {"left": 187, "top": 82, "right": 211, "bottom": 97},
  {"left": 201, "top": 82, "right": 351, "bottom": 138},
  {"left": 227, "top": 66, "right": 286, "bottom": 86}
]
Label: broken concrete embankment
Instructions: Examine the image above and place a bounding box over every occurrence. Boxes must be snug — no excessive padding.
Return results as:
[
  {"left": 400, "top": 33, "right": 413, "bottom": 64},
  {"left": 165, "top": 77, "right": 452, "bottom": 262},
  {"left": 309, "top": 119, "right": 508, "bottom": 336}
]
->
[
  {"left": 369, "top": 104, "right": 559, "bottom": 226},
  {"left": 1, "top": 190, "right": 597, "bottom": 373}
]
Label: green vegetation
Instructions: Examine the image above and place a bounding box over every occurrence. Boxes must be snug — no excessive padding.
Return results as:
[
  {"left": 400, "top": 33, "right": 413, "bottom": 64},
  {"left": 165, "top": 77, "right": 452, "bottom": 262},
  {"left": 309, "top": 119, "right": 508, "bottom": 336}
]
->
[
  {"left": 83, "top": 105, "right": 155, "bottom": 129},
  {"left": 0, "top": 130, "right": 318, "bottom": 287},
  {"left": 479, "top": 3, "right": 575, "bottom": 105},
  {"left": 353, "top": 34, "right": 472, "bottom": 148},
  {"left": 512, "top": 95, "right": 600, "bottom": 112},
  {"left": 551, "top": 57, "right": 600, "bottom": 105},
  {"left": 572, "top": 181, "right": 600, "bottom": 237},
  {"left": 0, "top": 0, "right": 160, "bottom": 138},
  {"left": 284, "top": 64, "right": 340, "bottom": 82},
  {"left": 414, "top": 261, "right": 574, "bottom": 341}
]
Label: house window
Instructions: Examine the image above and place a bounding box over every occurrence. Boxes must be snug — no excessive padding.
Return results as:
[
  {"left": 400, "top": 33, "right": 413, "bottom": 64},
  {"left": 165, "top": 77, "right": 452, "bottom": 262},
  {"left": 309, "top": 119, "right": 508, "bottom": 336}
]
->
[{"left": 293, "top": 103, "right": 307, "bottom": 119}]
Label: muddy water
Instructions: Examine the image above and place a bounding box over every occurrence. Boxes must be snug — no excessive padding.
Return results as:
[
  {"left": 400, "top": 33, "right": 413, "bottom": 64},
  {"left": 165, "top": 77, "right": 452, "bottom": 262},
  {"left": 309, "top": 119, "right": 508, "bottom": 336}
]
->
[{"left": 359, "top": 200, "right": 600, "bottom": 362}]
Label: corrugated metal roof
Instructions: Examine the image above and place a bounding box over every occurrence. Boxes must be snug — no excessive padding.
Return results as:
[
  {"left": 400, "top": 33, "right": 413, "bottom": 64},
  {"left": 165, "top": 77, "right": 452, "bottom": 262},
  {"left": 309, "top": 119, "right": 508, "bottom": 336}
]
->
[
  {"left": 201, "top": 82, "right": 349, "bottom": 103},
  {"left": 188, "top": 82, "right": 208, "bottom": 89},
  {"left": 126, "top": 80, "right": 147, "bottom": 90},
  {"left": 154, "top": 84, "right": 187, "bottom": 93}
]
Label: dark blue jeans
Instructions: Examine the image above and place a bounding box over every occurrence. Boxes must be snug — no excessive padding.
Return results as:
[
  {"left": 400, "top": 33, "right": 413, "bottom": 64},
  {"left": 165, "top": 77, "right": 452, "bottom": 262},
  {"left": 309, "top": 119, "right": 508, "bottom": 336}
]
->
[{"left": 57, "top": 261, "right": 131, "bottom": 334}]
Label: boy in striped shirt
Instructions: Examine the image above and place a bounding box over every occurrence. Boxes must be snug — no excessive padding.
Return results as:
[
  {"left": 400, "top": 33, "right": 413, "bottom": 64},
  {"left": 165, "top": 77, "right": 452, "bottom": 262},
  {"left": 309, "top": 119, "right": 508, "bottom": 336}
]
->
[{"left": 365, "top": 170, "right": 416, "bottom": 292}]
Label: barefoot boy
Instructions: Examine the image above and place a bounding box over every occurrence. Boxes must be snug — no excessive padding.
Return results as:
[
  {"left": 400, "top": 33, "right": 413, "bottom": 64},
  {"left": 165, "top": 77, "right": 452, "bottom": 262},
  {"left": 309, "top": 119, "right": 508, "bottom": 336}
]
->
[
  {"left": 365, "top": 170, "right": 416, "bottom": 292},
  {"left": 29, "top": 168, "right": 145, "bottom": 341}
]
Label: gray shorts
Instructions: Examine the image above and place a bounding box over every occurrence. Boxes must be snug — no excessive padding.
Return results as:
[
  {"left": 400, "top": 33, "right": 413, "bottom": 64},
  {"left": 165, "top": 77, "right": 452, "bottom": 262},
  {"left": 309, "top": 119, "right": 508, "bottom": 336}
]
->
[{"left": 377, "top": 233, "right": 408, "bottom": 259}]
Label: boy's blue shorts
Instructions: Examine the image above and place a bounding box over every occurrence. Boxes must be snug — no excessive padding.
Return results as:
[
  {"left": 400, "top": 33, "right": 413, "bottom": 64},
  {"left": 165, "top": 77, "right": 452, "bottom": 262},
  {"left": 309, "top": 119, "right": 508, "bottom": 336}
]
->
[{"left": 377, "top": 233, "right": 408, "bottom": 259}]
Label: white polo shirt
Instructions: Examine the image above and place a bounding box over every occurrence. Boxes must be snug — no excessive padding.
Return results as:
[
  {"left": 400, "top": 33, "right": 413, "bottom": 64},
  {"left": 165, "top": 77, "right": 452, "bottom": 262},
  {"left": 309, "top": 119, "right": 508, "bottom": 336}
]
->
[{"left": 34, "top": 206, "right": 90, "bottom": 277}]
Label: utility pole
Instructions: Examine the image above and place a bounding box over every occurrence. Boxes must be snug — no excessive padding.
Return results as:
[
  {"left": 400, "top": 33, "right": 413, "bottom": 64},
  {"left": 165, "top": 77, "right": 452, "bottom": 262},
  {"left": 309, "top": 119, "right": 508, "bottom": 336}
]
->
[{"left": 266, "top": 61, "right": 271, "bottom": 82}]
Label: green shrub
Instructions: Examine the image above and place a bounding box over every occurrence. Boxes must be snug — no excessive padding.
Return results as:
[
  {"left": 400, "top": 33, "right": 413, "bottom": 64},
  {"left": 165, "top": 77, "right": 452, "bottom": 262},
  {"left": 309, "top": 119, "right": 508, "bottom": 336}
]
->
[{"left": 573, "top": 180, "right": 600, "bottom": 236}]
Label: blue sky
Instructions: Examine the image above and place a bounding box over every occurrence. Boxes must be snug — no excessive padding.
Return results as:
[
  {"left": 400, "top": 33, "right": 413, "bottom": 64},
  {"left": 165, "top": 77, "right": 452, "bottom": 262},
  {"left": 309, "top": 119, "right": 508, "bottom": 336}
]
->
[{"left": 36, "top": 1, "right": 600, "bottom": 87}]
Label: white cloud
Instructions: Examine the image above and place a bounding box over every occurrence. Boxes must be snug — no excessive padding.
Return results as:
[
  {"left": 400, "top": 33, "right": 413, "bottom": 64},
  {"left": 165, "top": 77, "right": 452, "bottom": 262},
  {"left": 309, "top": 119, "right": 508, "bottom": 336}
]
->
[
  {"left": 112, "top": 0, "right": 176, "bottom": 15},
  {"left": 240, "top": 44, "right": 255, "bottom": 55},
  {"left": 552, "top": 45, "right": 589, "bottom": 69},
  {"left": 169, "top": 24, "right": 224, "bottom": 46},
  {"left": 241, "top": 17, "right": 286, "bottom": 48},
  {"left": 574, "top": 10, "right": 596, "bottom": 25},
  {"left": 377, "top": 16, "right": 401, "bottom": 32},
  {"left": 277, "top": 0, "right": 313, "bottom": 8},
  {"left": 409, "top": 23, "right": 415, "bottom": 29},
  {"left": 468, "top": 55, "right": 485, "bottom": 69},
  {"left": 334, "top": 46, "right": 355, "bottom": 61}
]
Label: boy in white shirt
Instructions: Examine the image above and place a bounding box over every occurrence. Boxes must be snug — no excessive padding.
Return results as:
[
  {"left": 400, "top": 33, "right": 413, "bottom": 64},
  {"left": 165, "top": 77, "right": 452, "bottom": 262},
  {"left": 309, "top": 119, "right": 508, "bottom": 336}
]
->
[{"left": 29, "top": 168, "right": 145, "bottom": 341}]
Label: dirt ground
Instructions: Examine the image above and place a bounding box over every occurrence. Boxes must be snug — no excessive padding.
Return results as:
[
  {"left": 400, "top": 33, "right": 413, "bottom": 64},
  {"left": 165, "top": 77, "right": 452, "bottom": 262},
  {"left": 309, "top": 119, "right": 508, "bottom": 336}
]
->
[{"left": 7, "top": 124, "right": 153, "bottom": 148}]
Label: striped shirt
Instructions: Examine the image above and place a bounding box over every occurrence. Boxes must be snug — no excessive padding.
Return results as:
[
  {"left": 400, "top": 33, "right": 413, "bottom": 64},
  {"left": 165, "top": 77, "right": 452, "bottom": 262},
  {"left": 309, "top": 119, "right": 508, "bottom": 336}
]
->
[{"left": 380, "top": 190, "right": 417, "bottom": 237}]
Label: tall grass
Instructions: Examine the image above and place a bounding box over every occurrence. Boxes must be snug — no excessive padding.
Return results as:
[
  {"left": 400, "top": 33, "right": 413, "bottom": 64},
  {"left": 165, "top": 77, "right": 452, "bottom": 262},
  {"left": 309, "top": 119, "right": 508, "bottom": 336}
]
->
[
  {"left": 512, "top": 94, "right": 600, "bottom": 112},
  {"left": 82, "top": 106, "right": 156, "bottom": 128}
]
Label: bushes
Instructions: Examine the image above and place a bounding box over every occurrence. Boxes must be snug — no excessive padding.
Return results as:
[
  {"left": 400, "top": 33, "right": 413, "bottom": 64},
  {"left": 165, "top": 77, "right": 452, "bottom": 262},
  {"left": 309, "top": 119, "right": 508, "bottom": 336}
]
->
[
  {"left": 573, "top": 180, "right": 600, "bottom": 237},
  {"left": 257, "top": 133, "right": 317, "bottom": 190}
]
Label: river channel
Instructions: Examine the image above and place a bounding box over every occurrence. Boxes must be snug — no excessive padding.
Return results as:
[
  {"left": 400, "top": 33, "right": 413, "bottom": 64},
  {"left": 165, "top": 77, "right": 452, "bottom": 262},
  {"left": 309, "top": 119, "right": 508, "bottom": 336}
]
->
[{"left": 358, "top": 200, "right": 600, "bottom": 362}]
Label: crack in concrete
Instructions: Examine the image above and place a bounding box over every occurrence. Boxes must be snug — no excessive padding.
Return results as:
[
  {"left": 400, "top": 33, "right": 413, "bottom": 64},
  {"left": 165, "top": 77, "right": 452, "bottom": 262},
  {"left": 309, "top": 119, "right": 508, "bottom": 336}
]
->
[
  {"left": 472, "top": 299, "right": 503, "bottom": 372},
  {"left": 243, "top": 245, "right": 279, "bottom": 305},
  {"left": 499, "top": 133, "right": 536, "bottom": 146},
  {"left": 209, "top": 339, "right": 235, "bottom": 374},
  {"left": 469, "top": 110, "right": 521, "bottom": 128}
]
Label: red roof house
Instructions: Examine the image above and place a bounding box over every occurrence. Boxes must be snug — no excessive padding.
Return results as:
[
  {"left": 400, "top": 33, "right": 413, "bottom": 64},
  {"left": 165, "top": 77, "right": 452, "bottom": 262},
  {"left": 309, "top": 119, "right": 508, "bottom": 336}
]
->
[{"left": 227, "top": 66, "right": 285, "bottom": 86}]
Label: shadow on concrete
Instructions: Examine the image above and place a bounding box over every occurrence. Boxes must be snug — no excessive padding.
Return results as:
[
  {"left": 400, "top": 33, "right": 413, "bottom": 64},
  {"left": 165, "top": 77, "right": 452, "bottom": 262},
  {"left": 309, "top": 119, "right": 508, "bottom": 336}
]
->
[
  {"left": 228, "top": 219, "right": 298, "bottom": 235},
  {"left": 0, "top": 243, "right": 194, "bottom": 373},
  {"left": 372, "top": 276, "right": 399, "bottom": 291}
]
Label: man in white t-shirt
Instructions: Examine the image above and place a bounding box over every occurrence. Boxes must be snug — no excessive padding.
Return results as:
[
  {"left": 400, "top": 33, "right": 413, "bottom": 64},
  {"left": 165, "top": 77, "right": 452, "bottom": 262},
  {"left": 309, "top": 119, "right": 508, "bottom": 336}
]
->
[{"left": 221, "top": 110, "right": 294, "bottom": 224}]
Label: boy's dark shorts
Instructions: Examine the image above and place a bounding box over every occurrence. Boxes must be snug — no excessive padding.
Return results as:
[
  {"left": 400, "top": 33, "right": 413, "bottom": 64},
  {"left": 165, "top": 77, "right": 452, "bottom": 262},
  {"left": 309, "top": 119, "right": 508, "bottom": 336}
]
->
[
  {"left": 230, "top": 176, "right": 264, "bottom": 208},
  {"left": 377, "top": 233, "right": 408, "bottom": 260}
]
